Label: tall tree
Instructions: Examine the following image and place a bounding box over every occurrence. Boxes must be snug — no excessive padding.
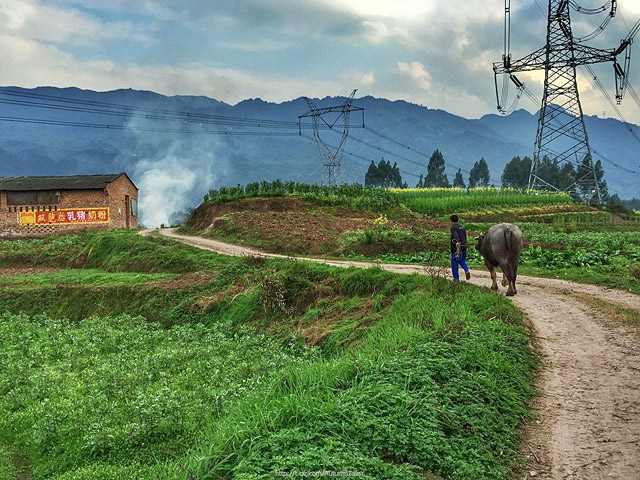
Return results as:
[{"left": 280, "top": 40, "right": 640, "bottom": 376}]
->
[
  {"left": 364, "top": 158, "right": 404, "bottom": 188},
  {"left": 453, "top": 168, "right": 465, "bottom": 188},
  {"left": 501, "top": 156, "right": 532, "bottom": 189},
  {"left": 391, "top": 162, "right": 402, "bottom": 187},
  {"left": 425, "top": 149, "right": 450, "bottom": 187},
  {"left": 364, "top": 160, "right": 378, "bottom": 187},
  {"left": 468, "top": 158, "right": 490, "bottom": 188},
  {"left": 416, "top": 174, "right": 424, "bottom": 188}
]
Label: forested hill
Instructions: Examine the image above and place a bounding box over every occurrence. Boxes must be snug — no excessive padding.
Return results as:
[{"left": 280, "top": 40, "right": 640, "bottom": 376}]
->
[{"left": 0, "top": 86, "right": 638, "bottom": 224}]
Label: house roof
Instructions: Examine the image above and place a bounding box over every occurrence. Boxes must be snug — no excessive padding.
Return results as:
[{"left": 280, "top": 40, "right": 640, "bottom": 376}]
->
[{"left": 0, "top": 173, "right": 138, "bottom": 191}]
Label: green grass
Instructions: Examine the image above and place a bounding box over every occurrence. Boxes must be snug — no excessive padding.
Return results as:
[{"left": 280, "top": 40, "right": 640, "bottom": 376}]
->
[
  {"left": 0, "top": 230, "right": 227, "bottom": 273},
  {"left": 0, "top": 270, "right": 173, "bottom": 288},
  {"left": 0, "top": 231, "right": 537, "bottom": 479}
]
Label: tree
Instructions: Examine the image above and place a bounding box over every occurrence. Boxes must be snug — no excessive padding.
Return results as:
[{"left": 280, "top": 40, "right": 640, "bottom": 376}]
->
[
  {"left": 416, "top": 174, "right": 424, "bottom": 188},
  {"left": 425, "top": 149, "right": 450, "bottom": 188},
  {"left": 364, "top": 160, "right": 378, "bottom": 187},
  {"left": 364, "top": 158, "right": 404, "bottom": 188},
  {"left": 501, "top": 156, "right": 532, "bottom": 189},
  {"left": 468, "top": 158, "right": 490, "bottom": 188},
  {"left": 453, "top": 169, "right": 465, "bottom": 188},
  {"left": 391, "top": 162, "right": 402, "bottom": 187}
]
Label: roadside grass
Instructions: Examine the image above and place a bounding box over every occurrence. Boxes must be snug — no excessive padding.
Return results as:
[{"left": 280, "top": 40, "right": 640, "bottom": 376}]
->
[
  {"left": 569, "top": 293, "right": 640, "bottom": 328},
  {"left": 0, "top": 231, "right": 537, "bottom": 480}
]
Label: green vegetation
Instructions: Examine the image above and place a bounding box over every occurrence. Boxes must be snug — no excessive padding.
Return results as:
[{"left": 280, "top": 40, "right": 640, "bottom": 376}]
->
[
  {"left": 0, "top": 230, "right": 226, "bottom": 273},
  {"left": 0, "top": 231, "right": 536, "bottom": 479},
  {"left": 0, "top": 444, "right": 15, "bottom": 480},
  {"left": 393, "top": 187, "right": 574, "bottom": 216},
  {"left": 203, "top": 180, "right": 399, "bottom": 212}
]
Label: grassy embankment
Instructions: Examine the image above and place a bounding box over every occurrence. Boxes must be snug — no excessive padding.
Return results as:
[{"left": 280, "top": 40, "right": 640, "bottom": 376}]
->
[
  {"left": 185, "top": 183, "right": 640, "bottom": 294},
  {"left": 0, "top": 230, "right": 536, "bottom": 479}
]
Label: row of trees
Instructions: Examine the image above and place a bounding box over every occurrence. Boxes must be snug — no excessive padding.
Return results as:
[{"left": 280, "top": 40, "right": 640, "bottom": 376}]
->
[
  {"left": 364, "top": 159, "right": 408, "bottom": 188},
  {"left": 362, "top": 149, "right": 610, "bottom": 201},
  {"left": 502, "top": 155, "right": 609, "bottom": 200}
]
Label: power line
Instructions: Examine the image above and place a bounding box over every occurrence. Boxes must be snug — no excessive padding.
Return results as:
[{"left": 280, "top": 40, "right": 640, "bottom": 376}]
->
[
  {"left": 583, "top": 64, "right": 640, "bottom": 146},
  {"left": 299, "top": 133, "right": 420, "bottom": 180},
  {"left": 360, "top": 127, "right": 472, "bottom": 174},
  {"left": 591, "top": 147, "right": 640, "bottom": 174},
  {"left": 0, "top": 88, "right": 300, "bottom": 128},
  {"left": 0, "top": 115, "right": 300, "bottom": 136}
]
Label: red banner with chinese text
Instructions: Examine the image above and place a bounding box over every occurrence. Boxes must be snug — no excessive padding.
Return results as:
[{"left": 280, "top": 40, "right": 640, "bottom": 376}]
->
[{"left": 19, "top": 208, "right": 110, "bottom": 226}]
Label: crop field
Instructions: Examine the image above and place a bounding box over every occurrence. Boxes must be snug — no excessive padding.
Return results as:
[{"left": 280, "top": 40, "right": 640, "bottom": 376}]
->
[
  {"left": 391, "top": 187, "right": 574, "bottom": 216},
  {"left": 0, "top": 231, "right": 536, "bottom": 479}
]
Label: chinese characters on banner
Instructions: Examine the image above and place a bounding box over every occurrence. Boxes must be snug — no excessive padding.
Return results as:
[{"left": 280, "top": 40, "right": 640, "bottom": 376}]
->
[{"left": 19, "top": 208, "right": 110, "bottom": 226}]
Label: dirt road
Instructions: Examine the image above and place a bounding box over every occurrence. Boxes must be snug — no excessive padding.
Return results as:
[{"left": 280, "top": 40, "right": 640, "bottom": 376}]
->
[{"left": 147, "top": 229, "right": 640, "bottom": 479}]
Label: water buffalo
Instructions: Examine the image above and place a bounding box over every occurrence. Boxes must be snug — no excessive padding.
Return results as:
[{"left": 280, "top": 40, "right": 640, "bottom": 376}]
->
[{"left": 475, "top": 223, "right": 523, "bottom": 296}]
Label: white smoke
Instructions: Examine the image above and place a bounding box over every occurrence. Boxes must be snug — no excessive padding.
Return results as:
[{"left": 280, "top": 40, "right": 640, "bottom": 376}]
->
[{"left": 130, "top": 140, "right": 221, "bottom": 228}]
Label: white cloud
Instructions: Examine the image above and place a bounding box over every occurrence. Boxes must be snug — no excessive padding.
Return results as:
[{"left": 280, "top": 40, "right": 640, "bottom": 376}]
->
[
  {"left": 0, "top": 0, "right": 149, "bottom": 45},
  {"left": 397, "top": 61, "right": 431, "bottom": 91}
]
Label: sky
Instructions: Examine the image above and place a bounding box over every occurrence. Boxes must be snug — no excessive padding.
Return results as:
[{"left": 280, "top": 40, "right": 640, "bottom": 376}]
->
[{"left": 1, "top": 0, "right": 640, "bottom": 122}]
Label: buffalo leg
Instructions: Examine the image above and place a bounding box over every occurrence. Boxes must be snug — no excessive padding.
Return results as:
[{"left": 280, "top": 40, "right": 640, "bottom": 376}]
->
[
  {"left": 501, "top": 272, "right": 508, "bottom": 287},
  {"left": 501, "top": 263, "right": 516, "bottom": 296},
  {"left": 489, "top": 268, "right": 498, "bottom": 290}
]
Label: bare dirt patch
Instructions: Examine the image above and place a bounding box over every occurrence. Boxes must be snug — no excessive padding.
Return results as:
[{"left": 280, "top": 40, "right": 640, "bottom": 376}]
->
[{"left": 0, "top": 268, "right": 60, "bottom": 277}]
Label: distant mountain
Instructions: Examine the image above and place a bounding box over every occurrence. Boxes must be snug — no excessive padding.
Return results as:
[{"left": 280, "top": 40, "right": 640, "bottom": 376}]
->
[{"left": 0, "top": 86, "right": 638, "bottom": 226}]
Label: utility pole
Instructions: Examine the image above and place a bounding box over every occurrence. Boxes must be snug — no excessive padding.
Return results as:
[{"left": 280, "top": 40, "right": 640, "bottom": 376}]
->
[
  {"left": 493, "top": 0, "right": 638, "bottom": 203},
  {"left": 299, "top": 90, "right": 364, "bottom": 186}
]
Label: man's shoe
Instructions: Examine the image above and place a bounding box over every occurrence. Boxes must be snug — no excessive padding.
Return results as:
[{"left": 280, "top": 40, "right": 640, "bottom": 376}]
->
[{"left": 465, "top": 271, "right": 471, "bottom": 280}]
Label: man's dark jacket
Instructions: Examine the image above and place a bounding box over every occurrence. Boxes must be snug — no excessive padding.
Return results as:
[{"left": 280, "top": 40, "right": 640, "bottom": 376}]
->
[{"left": 450, "top": 223, "right": 467, "bottom": 254}]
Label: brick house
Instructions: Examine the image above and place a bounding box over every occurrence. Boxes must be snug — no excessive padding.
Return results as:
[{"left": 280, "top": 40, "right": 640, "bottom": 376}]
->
[{"left": 0, "top": 173, "right": 139, "bottom": 236}]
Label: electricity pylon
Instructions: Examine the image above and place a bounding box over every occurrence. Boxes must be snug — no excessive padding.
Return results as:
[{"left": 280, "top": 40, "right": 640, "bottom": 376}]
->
[
  {"left": 299, "top": 89, "right": 364, "bottom": 186},
  {"left": 493, "top": 0, "right": 638, "bottom": 202}
]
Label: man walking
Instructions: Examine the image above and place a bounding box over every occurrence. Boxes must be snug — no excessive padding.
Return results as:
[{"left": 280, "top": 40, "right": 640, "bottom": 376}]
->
[{"left": 450, "top": 215, "right": 470, "bottom": 281}]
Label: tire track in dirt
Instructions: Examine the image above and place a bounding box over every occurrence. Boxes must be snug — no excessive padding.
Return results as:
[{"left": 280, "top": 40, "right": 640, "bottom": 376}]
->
[{"left": 144, "top": 229, "right": 640, "bottom": 479}]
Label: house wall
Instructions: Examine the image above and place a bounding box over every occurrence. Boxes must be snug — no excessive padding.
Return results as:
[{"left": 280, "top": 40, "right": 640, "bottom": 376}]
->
[
  {"left": 0, "top": 174, "right": 139, "bottom": 236},
  {"left": 105, "top": 174, "right": 139, "bottom": 230}
]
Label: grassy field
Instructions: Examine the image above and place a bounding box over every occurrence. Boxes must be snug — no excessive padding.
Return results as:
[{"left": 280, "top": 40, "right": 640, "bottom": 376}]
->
[{"left": 0, "top": 230, "right": 536, "bottom": 479}]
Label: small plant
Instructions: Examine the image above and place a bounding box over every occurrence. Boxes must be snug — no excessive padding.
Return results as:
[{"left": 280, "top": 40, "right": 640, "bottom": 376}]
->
[
  {"left": 260, "top": 276, "right": 290, "bottom": 314},
  {"left": 373, "top": 213, "right": 389, "bottom": 232}
]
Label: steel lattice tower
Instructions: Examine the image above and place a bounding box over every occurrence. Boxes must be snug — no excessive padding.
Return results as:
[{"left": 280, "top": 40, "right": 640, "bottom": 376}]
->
[
  {"left": 494, "top": 0, "right": 637, "bottom": 202},
  {"left": 299, "top": 90, "right": 364, "bottom": 186}
]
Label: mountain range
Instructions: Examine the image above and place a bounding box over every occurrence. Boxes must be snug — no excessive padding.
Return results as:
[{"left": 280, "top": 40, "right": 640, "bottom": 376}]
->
[{"left": 0, "top": 86, "right": 638, "bottom": 226}]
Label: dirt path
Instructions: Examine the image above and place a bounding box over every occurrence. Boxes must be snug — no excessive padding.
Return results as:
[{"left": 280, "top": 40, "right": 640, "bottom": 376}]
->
[{"left": 145, "top": 229, "right": 640, "bottom": 479}]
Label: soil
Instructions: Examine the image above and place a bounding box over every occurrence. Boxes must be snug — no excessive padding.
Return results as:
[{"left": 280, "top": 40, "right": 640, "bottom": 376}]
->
[
  {"left": 0, "top": 268, "right": 60, "bottom": 277},
  {"left": 186, "top": 197, "right": 450, "bottom": 256},
  {"left": 149, "top": 228, "right": 640, "bottom": 480}
]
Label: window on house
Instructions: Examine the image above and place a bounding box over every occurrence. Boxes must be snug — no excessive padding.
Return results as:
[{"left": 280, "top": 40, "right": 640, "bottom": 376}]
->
[{"left": 131, "top": 198, "right": 138, "bottom": 217}]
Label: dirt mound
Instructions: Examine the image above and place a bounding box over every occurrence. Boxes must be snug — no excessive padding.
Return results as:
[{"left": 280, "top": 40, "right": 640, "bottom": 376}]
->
[
  {"left": 186, "top": 197, "right": 451, "bottom": 256},
  {"left": 188, "top": 197, "right": 310, "bottom": 231}
]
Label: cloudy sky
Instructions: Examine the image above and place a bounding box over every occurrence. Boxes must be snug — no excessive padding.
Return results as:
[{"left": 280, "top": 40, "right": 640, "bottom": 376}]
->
[{"left": 1, "top": 0, "right": 639, "bottom": 122}]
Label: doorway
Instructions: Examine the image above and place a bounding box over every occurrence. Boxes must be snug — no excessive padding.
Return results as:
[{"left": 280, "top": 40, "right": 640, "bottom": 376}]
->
[{"left": 125, "top": 195, "right": 130, "bottom": 229}]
